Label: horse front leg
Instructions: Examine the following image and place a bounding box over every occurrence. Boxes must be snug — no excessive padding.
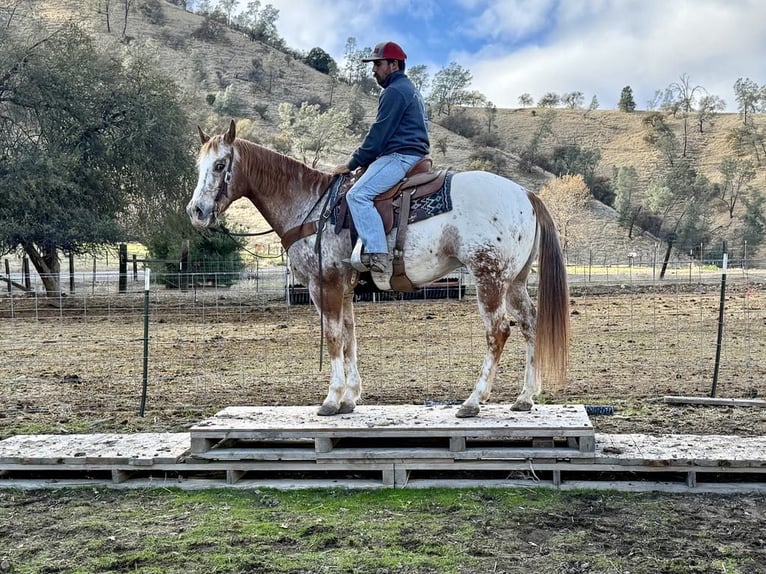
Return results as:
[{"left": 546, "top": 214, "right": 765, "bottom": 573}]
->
[
  {"left": 339, "top": 292, "right": 361, "bottom": 413},
  {"left": 311, "top": 283, "right": 348, "bottom": 417},
  {"left": 316, "top": 311, "right": 346, "bottom": 416}
]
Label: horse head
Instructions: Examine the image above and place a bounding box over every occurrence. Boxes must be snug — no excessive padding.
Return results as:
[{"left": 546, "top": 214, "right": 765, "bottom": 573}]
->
[{"left": 187, "top": 119, "right": 238, "bottom": 229}]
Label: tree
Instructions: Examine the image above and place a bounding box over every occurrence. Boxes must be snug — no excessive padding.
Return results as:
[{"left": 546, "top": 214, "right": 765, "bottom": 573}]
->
[
  {"left": 304, "top": 47, "right": 336, "bottom": 75},
  {"left": 618, "top": 86, "right": 636, "bottom": 112},
  {"left": 341, "top": 37, "right": 370, "bottom": 85},
  {"left": 537, "top": 174, "right": 591, "bottom": 255},
  {"left": 0, "top": 24, "right": 195, "bottom": 296},
  {"left": 407, "top": 64, "right": 429, "bottom": 93},
  {"left": 562, "top": 91, "right": 584, "bottom": 109},
  {"left": 666, "top": 74, "right": 706, "bottom": 157},
  {"left": 613, "top": 166, "right": 641, "bottom": 235},
  {"left": 483, "top": 101, "right": 497, "bottom": 136},
  {"left": 276, "top": 102, "right": 353, "bottom": 168},
  {"left": 518, "top": 93, "right": 533, "bottom": 108},
  {"left": 519, "top": 110, "right": 555, "bottom": 172},
  {"left": 741, "top": 191, "right": 766, "bottom": 254},
  {"left": 588, "top": 95, "right": 599, "bottom": 111},
  {"left": 717, "top": 157, "right": 756, "bottom": 218},
  {"left": 696, "top": 94, "right": 726, "bottom": 133},
  {"left": 550, "top": 145, "right": 601, "bottom": 189},
  {"left": 733, "top": 77, "right": 761, "bottom": 125},
  {"left": 537, "top": 92, "right": 560, "bottom": 108},
  {"left": 427, "top": 61, "right": 473, "bottom": 116}
]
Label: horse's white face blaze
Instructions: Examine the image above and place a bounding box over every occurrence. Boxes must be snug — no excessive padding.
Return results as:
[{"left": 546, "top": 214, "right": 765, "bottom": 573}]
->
[{"left": 187, "top": 143, "right": 233, "bottom": 229}]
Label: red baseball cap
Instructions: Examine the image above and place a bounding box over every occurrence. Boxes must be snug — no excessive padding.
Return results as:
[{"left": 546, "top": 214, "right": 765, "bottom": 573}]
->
[{"left": 362, "top": 41, "right": 407, "bottom": 62}]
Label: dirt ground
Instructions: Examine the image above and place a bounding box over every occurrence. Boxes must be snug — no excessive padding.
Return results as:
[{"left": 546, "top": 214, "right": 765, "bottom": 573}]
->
[
  {"left": 2, "top": 280, "right": 765, "bottom": 438},
  {"left": 2, "top": 281, "right": 766, "bottom": 573}
]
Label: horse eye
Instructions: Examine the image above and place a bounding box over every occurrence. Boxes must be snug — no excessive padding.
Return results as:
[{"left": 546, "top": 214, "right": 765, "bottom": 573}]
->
[{"left": 214, "top": 161, "right": 226, "bottom": 172}]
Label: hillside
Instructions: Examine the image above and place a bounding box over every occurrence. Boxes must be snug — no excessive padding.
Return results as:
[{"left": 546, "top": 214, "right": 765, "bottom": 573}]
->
[{"left": 10, "top": 0, "right": 762, "bottom": 263}]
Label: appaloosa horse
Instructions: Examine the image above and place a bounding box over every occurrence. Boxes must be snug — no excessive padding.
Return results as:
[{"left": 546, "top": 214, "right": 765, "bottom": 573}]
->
[{"left": 187, "top": 120, "right": 570, "bottom": 417}]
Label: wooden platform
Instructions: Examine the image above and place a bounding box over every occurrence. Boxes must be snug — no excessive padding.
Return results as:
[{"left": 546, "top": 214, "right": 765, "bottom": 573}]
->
[
  {"left": 188, "top": 404, "right": 596, "bottom": 464},
  {"left": 1, "top": 405, "right": 765, "bottom": 492}
]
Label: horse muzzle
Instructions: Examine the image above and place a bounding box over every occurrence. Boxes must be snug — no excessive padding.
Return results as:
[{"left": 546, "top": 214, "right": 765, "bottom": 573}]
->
[{"left": 186, "top": 200, "right": 216, "bottom": 229}]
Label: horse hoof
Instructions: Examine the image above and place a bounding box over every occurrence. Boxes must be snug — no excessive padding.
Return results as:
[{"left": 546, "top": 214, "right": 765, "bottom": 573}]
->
[
  {"left": 317, "top": 403, "right": 339, "bottom": 416},
  {"left": 338, "top": 402, "right": 355, "bottom": 414},
  {"left": 511, "top": 400, "right": 533, "bottom": 412},
  {"left": 456, "top": 404, "right": 480, "bottom": 418}
]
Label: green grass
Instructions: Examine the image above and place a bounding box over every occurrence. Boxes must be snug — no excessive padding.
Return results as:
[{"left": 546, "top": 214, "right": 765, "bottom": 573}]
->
[{"left": 1, "top": 487, "right": 763, "bottom": 574}]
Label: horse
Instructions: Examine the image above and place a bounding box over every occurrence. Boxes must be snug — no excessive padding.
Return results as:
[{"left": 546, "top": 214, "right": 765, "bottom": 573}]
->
[{"left": 186, "top": 120, "right": 570, "bottom": 418}]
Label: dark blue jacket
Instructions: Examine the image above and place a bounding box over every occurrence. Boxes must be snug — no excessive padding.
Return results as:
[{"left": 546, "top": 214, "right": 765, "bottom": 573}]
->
[{"left": 348, "top": 71, "right": 430, "bottom": 171}]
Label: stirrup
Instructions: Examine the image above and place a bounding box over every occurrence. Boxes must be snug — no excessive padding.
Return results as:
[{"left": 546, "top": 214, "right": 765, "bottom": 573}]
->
[{"left": 344, "top": 239, "right": 369, "bottom": 272}]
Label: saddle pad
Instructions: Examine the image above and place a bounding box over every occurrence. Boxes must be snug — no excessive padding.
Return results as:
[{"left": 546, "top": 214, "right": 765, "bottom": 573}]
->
[{"left": 407, "top": 172, "right": 454, "bottom": 223}]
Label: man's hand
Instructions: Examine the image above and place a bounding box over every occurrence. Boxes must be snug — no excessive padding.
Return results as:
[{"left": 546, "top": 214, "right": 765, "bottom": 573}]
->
[{"left": 333, "top": 163, "right": 351, "bottom": 175}]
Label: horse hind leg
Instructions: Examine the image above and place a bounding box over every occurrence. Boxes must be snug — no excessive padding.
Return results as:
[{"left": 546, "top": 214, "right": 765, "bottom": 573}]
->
[
  {"left": 507, "top": 281, "right": 538, "bottom": 411},
  {"left": 457, "top": 277, "right": 511, "bottom": 418}
]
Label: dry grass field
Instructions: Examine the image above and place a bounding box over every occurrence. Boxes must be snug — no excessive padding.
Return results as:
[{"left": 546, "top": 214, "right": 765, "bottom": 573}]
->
[{"left": 2, "top": 278, "right": 765, "bottom": 439}]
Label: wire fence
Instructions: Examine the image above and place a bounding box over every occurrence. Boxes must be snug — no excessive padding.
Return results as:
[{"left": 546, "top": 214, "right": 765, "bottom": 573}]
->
[{"left": 2, "top": 253, "right": 765, "bottom": 435}]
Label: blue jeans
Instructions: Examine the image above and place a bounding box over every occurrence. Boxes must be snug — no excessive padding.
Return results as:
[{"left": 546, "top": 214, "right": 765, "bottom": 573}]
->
[{"left": 346, "top": 152, "right": 423, "bottom": 253}]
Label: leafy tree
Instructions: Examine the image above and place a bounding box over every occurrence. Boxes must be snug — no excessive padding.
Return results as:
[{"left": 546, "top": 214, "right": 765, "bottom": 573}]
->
[
  {"left": 537, "top": 92, "right": 560, "bottom": 108},
  {"left": 347, "top": 86, "right": 368, "bottom": 136},
  {"left": 646, "top": 159, "right": 715, "bottom": 275},
  {"left": 276, "top": 102, "right": 353, "bottom": 168},
  {"left": 741, "top": 190, "right": 766, "bottom": 254},
  {"left": 696, "top": 94, "right": 726, "bottom": 133},
  {"left": 0, "top": 24, "right": 196, "bottom": 295},
  {"left": 618, "top": 86, "right": 636, "bottom": 112},
  {"left": 144, "top": 209, "right": 245, "bottom": 288},
  {"left": 232, "top": 0, "right": 283, "bottom": 49},
  {"left": 562, "top": 91, "right": 584, "bottom": 109},
  {"left": 211, "top": 84, "right": 247, "bottom": 116},
  {"left": 483, "top": 101, "right": 497, "bottom": 135},
  {"left": 518, "top": 93, "right": 533, "bottom": 108},
  {"left": 304, "top": 47, "right": 336, "bottom": 75},
  {"left": 341, "top": 37, "right": 370, "bottom": 85},
  {"left": 665, "top": 74, "right": 707, "bottom": 157},
  {"left": 519, "top": 109, "right": 556, "bottom": 172},
  {"left": 407, "top": 64, "right": 429, "bottom": 93},
  {"left": 733, "top": 77, "right": 762, "bottom": 125},
  {"left": 428, "top": 61, "right": 473, "bottom": 116},
  {"left": 538, "top": 174, "right": 591, "bottom": 255},
  {"left": 588, "top": 95, "right": 599, "bottom": 111},
  {"left": 717, "top": 157, "right": 756, "bottom": 218},
  {"left": 550, "top": 145, "right": 601, "bottom": 189},
  {"left": 613, "top": 166, "right": 641, "bottom": 231}
]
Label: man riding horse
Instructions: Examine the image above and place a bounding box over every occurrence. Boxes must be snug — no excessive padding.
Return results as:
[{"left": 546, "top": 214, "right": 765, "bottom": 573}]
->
[{"left": 332, "top": 41, "right": 430, "bottom": 275}]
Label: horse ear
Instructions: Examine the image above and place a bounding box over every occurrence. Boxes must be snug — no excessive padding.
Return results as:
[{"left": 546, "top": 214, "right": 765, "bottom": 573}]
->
[
  {"left": 198, "top": 126, "right": 210, "bottom": 144},
  {"left": 224, "top": 119, "right": 236, "bottom": 144}
]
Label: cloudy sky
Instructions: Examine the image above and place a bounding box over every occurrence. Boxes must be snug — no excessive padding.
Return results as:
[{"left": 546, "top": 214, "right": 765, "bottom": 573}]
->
[{"left": 234, "top": 0, "right": 765, "bottom": 112}]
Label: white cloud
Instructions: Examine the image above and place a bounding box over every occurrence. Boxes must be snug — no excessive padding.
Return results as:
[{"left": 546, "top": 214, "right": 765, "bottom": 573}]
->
[{"left": 236, "top": 0, "right": 766, "bottom": 111}]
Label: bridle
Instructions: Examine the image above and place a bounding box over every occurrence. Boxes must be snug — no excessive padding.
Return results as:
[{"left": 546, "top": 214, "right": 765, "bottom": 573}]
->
[{"left": 214, "top": 146, "right": 235, "bottom": 206}]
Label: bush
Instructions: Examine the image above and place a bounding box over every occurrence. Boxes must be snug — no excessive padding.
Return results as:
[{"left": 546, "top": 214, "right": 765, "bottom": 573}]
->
[
  {"left": 144, "top": 212, "right": 245, "bottom": 289},
  {"left": 192, "top": 17, "right": 228, "bottom": 43},
  {"left": 139, "top": 0, "right": 166, "bottom": 25},
  {"left": 439, "top": 113, "right": 480, "bottom": 139}
]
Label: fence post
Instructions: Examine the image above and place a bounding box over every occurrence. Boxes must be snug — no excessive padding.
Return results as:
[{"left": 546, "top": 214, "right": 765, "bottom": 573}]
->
[
  {"left": 118, "top": 243, "right": 127, "bottom": 293},
  {"left": 4, "top": 259, "right": 10, "bottom": 294},
  {"left": 133, "top": 254, "right": 138, "bottom": 281},
  {"left": 711, "top": 241, "right": 728, "bottom": 398},
  {"left": 23, "top": 257, "right": 30, "bottom": 290},
  {"left": 69, "top": 252, "right": 75, "bottom": 294},
  {"left": 180, "top": 239, "right": 190, "bottom": 292}
]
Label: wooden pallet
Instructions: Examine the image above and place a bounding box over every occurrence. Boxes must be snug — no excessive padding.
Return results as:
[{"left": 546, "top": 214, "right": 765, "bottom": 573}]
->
[
  {"left": 1, "top": 408, "right": 765, "bottom": 492},
  {"left": 188, "top": 404, "right": 596, "bottom": 465}
]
